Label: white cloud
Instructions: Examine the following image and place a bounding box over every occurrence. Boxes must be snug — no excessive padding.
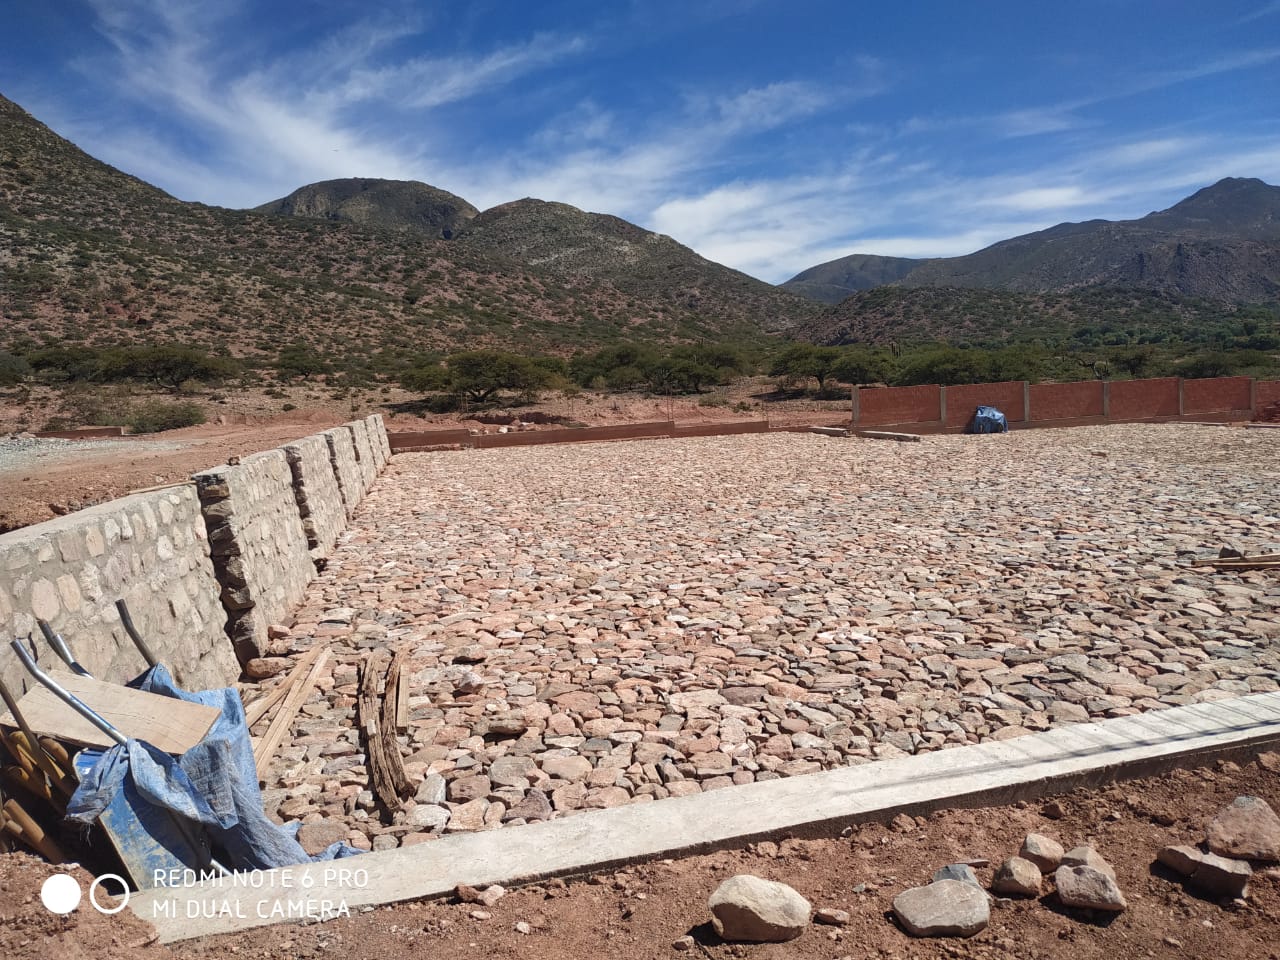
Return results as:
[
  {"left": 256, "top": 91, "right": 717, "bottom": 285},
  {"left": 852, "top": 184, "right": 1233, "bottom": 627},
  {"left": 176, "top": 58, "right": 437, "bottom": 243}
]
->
[
  {"left": 331, "top": 33, "right": 589, "bottom": 110},
  {"left": 70, "top": 0, "right": 589, "bottom": 206},
  {"left": 986, "top": 186, "right": 1103, "bottom": 212},
  {"left": 20, "top": 1, "right": 1280, "bottom": 287},
  {"left": 1236, "top": 2, "right": 1280, "bottom": 23},
  {"left": 707, "top": 81, "right": 834, "bottom": 134},
  {"left": 831, "top": 226, "right": 1048, "bottom": 260}
]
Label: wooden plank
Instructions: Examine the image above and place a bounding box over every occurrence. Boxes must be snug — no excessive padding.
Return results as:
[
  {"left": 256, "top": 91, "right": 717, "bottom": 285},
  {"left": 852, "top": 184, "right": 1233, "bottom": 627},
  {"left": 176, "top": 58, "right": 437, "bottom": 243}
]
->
[
  {"left": 132, "top": 691, "right": 1280, "bottom": 942},
  {"left": 359, "top": 651, "right": 411, "bottom": 812},
  {"left": 855, "top": 430, "right": 923, "bottom": 442},
  {"left": 2, "top": 798, "right": 66, "bottom": 863},
  {"left": 0, "top": 673, "right": 220, "bottom": 754},
  {"left": 1189, "top": 553, "right": 1280, "bottom": 569},
  {"left": 243, "top": 645, "right": 322, "bottom": 729},
  {"left": 393, "top": 649, "right": 411, "bottom": 732},
  {"left": 252, "top": 648, "right": 330, "bottom": 781}
]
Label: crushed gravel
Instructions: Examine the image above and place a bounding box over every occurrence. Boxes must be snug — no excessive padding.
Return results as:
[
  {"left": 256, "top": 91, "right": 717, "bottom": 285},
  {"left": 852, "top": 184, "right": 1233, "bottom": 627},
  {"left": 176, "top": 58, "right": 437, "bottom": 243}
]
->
[{"left": 0, "top": 435, "right": 188, "bottom": 473}]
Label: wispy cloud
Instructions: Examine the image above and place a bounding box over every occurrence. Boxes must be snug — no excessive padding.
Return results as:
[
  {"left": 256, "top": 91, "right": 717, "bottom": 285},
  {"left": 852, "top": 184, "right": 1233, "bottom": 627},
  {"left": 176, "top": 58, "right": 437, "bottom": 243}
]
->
[
  {"left": 1133, "top": 47, "right": 1280, "bottom": 92},
  {"left": 15, "top": 2, "right": 1280, "bottom": 286},
  {"left": 70, "top": 0, "right": 590, "bottom": 206},
  {"left": 330, "top": 33, "right": 590, "bottom": 110},
  {"left": 1236, "top": 2, "right": 1280, "bottom": 24}
]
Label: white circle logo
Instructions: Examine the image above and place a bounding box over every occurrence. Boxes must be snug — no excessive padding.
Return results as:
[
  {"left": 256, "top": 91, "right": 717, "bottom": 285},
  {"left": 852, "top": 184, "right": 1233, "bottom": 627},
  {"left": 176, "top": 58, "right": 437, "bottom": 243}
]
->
[
  {"left": 89, "top": 874, "right": 130, "bottom": 914},
  {"left": 40, "top": 874, "right": 82, "bottom": 915}
]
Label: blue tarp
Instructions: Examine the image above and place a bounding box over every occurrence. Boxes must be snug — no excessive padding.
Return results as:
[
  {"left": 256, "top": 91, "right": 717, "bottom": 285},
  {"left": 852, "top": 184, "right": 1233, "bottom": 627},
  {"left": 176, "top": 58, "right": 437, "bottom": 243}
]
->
[
  {"left": 968, "top": 405, "right": 1009, "bottom": 434},
  {"left": 66, "top": 664, "right": 361, "bottom": 871}
]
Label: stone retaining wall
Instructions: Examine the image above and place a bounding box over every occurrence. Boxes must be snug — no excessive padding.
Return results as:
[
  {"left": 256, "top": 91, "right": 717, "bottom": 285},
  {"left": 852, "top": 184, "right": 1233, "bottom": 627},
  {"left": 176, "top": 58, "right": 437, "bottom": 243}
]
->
[
  {"left": 346, "top": 419, "right": 378, "bottom": 493},
  {"left": 193, "top": 451, "right": 314, "bottom": 663},
  {"left": 0, "top": 486, "right": 236, "bottom": 696},
  {"left": 364, "top": 414, "right": 389, "bottom": 471},
  {"left": 283, "top": 434, "right": 345, "bottom": 562},
  {"left": 323, "top": 427, "right": 364, "bottom": 520},
  {"left": 0, "top": 417, "right": 394, "bottom": 689}
]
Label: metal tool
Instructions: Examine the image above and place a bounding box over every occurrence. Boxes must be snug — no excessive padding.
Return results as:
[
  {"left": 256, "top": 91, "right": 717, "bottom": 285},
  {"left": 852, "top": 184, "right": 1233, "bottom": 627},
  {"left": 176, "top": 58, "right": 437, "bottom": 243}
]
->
[
  {"left": 10, "top": 637, "right": 230, "bottom": 881},
  {"left": 114, "top": 600, "right": 159, "bottom": 669},
  {"left": 36, "top": 621, "right": 91, "bottom": 678}
]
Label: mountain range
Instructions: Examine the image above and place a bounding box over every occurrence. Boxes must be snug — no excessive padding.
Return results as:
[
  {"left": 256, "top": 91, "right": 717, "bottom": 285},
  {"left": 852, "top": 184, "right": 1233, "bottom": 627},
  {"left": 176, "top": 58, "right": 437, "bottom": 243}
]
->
[
  {"left": 0, "top": 92, "right": 814, "bottom": 371},
  {"left": 255, "top": 185, "right": 805, "bottom": 329},
  {"left": 2, "top": 87, "right": 1278, "bottom": 367},
  {"left": 782, "top": 177, "right": 1280, "bottom": 304}
]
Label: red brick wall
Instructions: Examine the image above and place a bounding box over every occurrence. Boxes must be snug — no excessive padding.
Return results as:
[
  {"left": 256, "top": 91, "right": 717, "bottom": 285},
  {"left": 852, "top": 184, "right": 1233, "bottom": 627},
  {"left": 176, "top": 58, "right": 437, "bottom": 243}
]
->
[
  {"left": 1028, "top": 381, "right": 1105, "bottom": 421},
  {"left": 389, "top": 429, "right": 473, "bottom": 451},
  {"left": 672, "top": 421, "right": 769, "bottom": 438},
  {"left": 1256, "top": 381, "right": 1280, "bottom": 421},
  {"left": 475, "top": 422, "right": 672, "bottom": 448},
  {"left": 1109, "top": 377, "right": 1180, "bottom": 419},
  {"left": 944, "top": 381, "right": 1026, "bottom": 428},
  {"left": 857, "top": 385, "right": 941, "bottom": 425},
  {"left": 1182, "top": 377, "right": 1252, "bottom": 415}
]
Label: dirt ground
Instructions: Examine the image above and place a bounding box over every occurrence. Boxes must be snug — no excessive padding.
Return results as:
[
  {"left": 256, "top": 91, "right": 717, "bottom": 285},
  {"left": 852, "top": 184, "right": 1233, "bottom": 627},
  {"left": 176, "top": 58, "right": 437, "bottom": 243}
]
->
[
  {"left": 3, "top": 755, "right": 1278, "bottom": 960},
  {"left": 0, "top": 380, "right": 850, "bottom": 533},
  {"left": 5, "top": 384, "right": 1276, "bottom": 959}
]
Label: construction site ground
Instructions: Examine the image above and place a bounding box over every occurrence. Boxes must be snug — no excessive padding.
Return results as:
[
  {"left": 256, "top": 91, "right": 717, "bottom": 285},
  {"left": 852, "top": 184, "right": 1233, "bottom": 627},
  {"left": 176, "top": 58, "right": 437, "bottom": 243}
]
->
[
  {"left": 2, "top": 420, "right": 1279, "bottom": 958},
  {"left": 3, "top": 757, "right": 1279, "bottom": 959}
]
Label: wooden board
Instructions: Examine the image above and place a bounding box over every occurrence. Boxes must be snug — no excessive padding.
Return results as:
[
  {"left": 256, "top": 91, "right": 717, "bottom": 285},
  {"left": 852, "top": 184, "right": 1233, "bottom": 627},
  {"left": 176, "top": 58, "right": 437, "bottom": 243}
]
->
[
  {"left": 0, "top": 672, "right": 220, "bottom": 755},
  {"left": 252, "top": 647, "right": 330, "bottom": 781},
  {"left": 359, "top": 651, "right": 410, "bottom": 812}
]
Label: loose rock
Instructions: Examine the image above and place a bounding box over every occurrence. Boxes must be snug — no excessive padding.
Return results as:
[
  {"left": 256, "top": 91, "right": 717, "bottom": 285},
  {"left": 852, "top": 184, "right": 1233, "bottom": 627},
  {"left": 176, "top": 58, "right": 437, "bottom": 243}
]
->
[
  {"left": 1061, "top": 845, "right": 1117, "bottom": 880},
  {"left": 295, "top": 820, "right": 349, "bottom": 856},
  {"left": 1158, "top": 846, "right": 1252, "bottom": 899},
  {"left": 991, "top": 857, "right": 1041, "bottom": 897},
  {"left": 932, "top": 864, "right": 982, "bottom": 888},
  {"left": 1206, "top": 795, "right": 1280, "bottom": 862},
  {"left": 892, "top": 880, "right": 990, "bottom": 938},
  {"left": 707, "top": 875, "right": 811, "bottom": 943},
  {"left": 1054, "top": 865, "right": 1127, "bottom": 912},
  {"left": 1020, "top": 833, "right": 1065, "bottom": 872}
]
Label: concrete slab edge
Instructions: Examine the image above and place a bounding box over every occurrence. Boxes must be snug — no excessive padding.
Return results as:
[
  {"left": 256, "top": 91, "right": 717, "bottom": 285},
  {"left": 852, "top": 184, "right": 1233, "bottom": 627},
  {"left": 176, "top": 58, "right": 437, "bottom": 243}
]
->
[{"left": 132, "top": 691, "right": 1280, "bottom": 942}]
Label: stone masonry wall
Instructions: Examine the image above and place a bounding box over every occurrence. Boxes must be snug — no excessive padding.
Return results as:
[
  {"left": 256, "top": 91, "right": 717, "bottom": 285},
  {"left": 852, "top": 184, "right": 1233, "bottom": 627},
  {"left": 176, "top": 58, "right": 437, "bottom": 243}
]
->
[
  {"left": 346, "top": 419, "right": 377, "bottom": 494},
  {"left": 282, "top": 434, "right": 346, "bottom": 562},
  {"left": 323, "top": 427, "right": 363, "bottom": 520},
  {"left": 365, "top": 414, "right": 390, "bottom": 469},
  {"left": 193, "top": 450, "right": 314, "bottom": 663},
  {"left": 0, "top": 486, "right": 236, "bottom": 696}
]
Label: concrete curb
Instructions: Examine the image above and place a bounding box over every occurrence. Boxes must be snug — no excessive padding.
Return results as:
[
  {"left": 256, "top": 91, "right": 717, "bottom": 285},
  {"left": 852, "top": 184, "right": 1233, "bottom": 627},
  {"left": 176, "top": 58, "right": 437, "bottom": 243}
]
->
[{"left": 131, "top": 691, "right": 1280, "bottom": 941}]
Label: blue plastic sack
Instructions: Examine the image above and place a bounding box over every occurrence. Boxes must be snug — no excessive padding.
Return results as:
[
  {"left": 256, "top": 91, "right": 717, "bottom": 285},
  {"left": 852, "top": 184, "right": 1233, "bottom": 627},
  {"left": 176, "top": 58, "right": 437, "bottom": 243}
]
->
[
  {"left": 968, "top": 405, "right": 1009, "bottom": 434},
  {"left": 66, "top": 664, "right": 362, "bottom": 872}
]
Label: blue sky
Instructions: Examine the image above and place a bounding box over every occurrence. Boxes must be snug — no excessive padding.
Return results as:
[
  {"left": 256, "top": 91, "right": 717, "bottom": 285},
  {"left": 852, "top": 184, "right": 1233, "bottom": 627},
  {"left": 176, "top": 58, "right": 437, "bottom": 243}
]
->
[{"left": 3, "top": 1, "right": 1279, "bottom": 283}]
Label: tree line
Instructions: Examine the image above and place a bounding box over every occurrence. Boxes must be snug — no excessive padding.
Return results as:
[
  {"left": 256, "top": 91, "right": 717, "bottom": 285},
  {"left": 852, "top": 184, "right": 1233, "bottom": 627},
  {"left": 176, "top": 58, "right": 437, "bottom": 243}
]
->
[{"left": 3, "top": 337, "right": 1275, "bottom": 408}]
